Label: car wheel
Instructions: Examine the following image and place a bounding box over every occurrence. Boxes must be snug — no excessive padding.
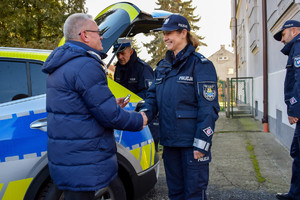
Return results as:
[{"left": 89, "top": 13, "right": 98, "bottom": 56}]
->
[
  {"left": 95, "top": 176, "right": 127, "bottom": 200},
  {"left": 37, "top": 176, "right": 126, "bottom": 200}
]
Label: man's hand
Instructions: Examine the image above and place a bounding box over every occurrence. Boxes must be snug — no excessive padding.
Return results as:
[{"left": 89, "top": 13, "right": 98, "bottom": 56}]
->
[
  {"left": 116, "top": 97, "right": 130, "bottom": 108},
  {"left": 288, "top": 116, "right": 299, "bottom": 125},
  {"left": 141, "top": 112, "right": 148, "bottom": 129},
  {"left": 193, "top": 150, "right": 205, "bottom": 160}
]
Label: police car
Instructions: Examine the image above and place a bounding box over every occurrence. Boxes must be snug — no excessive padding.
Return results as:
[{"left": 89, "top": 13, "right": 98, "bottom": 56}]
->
[{"left": 0, "top": 2, "right": 171, "bottom": 200}]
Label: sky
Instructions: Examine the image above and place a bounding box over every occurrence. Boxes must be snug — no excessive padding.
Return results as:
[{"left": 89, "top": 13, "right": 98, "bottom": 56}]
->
[{"left": 85, "top": 0, "right": 233, "bottom": 61}]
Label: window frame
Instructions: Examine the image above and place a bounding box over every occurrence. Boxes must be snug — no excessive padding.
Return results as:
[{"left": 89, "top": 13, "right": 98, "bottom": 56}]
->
[{"left": 0, "top": 57, "right": 45, "bottom": 101}]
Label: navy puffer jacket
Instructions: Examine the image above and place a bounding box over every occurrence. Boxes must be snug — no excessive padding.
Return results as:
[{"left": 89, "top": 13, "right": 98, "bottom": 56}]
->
[{"left": 42, "top": 41, "right": 143, "bottom": 191}]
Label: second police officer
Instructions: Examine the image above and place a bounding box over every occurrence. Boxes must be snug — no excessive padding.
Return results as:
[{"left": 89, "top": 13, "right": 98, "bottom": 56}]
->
[
  {"left": 140, "top": 14, "right": 220, "bottom": 200},
  {"left": 113, "top": 38, "right": 154, "bottom": 99},
  {"left": 113, "top": 38, "right": 160, "bottom": 151},
  {"left": 274, "top": 20, "right": 300, "bottom": 200}
]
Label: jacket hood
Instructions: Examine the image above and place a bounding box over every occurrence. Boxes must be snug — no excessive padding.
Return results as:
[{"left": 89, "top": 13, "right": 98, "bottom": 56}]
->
[{"left": 42, "top": 41, "right": 107, "bottom": 74}]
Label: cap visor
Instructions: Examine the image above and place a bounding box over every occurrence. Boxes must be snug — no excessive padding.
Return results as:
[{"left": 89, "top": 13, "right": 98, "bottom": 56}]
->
[
  {"left": 152, "top": 27, "right": 178, "bottom": 32},
  {"left": 274, "top": 30, "right": 282, "bottom": 41},
  {"left": 112, "top": 46, "right": 126, "bottom": 53}
]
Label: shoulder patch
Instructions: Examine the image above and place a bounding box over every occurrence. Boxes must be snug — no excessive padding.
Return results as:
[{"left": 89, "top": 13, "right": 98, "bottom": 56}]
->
[
  {"left": 203, "top": 84, "right": 217, "bottom": 101},
  {"left": 294, "top": 56, "right": 300, "bottom": 68}
]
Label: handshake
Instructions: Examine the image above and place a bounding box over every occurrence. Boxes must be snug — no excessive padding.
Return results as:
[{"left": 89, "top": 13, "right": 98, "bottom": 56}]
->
[{"left": 140, "top": 112, "right": 148, "bottom": 129}]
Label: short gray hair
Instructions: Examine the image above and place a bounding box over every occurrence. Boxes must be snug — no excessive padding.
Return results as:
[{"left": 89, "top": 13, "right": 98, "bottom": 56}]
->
[{"left": 63, "top": 13, "right": 93, "bottom": 40}]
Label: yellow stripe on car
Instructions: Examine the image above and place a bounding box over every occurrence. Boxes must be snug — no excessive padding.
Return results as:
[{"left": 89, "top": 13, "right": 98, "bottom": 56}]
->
[
  {"left": 151, "top": 142, "right": 155, "bottom": 166},
  {"left": 107, "top": 78, "right": 143, "bottom": 103},
  {"left": 140, "top": 143, "right": 152, "bottom": 170},
  {"left": 2, "top": 178, "right": 33, "bottom": 200},
  {"left": 95, "top": 3, "right": 139, "bottom": 22},
  {"left": 130, "top": 141, "right": 155, "bottom": 171},
  {"left": 0, "top": 49, "right": 50, "bottom": 62}
]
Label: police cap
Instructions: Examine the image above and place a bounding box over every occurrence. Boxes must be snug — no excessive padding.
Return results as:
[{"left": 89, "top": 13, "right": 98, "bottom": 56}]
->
[
  {"left": 274, "top": 20, "right": 300, "bottom": 41},
  {"left": 113, "top": 38, "right": 132, "bottom": 53},
  {"left": 153, "top": 14, "right": 191, "bottom": 32}
]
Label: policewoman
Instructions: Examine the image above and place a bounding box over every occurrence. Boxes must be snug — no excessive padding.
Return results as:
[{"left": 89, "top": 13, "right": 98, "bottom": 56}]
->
[
  {"left": 140, "top": 14, "right": 219, "bottom": 200},
  {"left": 274, "top": 20, "right": 300, "bottom": 200}
]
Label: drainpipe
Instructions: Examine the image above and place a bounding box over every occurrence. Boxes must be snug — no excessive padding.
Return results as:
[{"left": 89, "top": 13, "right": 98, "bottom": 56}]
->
[
  {"left": 262, "top": 0, "right": 269, "bottom": 132},
  {"left": 235, "top": 0, "right": 238, "bottom": 106},
  {"left": 235, "top": 0, "right": 238, "bottom": 80}
]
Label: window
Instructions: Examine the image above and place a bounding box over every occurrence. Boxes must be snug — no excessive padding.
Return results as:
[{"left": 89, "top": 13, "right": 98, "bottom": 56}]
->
[
  {"left": 218, "top": 56, "right": 228, "bottom": 61},
  {"left": 0, "top": 60, "right": 28, "bottom": 103},
  {"left": 30, "top": 62, "right": 47, "bottom": 96},
  {"left": 227, "top": 67, "right": 234, "bottom": 75},
  {"left": 0, "top": 59, "right": 46, "bottom": 104}
]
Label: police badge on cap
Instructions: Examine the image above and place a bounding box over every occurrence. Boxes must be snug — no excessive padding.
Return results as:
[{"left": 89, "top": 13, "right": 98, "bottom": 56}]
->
[{"left": 113, "top": 38, "right": 132, "bottom": 53}]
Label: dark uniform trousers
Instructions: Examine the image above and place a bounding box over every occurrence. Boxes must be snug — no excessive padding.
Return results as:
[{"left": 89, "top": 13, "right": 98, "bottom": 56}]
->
[
  {"left": 289, "top": 122, "right": 300, "bottom": 200},
  {"left": 163, "top": 146, "right": 209, "bottom": 200}
]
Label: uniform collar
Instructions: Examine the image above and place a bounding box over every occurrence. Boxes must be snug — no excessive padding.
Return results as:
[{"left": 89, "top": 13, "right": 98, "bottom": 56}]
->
[
  {"left": 165, "top": 44, "right": 195, "bottom": 66},
  {"left": 116, "top": 49, "right": 138, "bottom": 69}
]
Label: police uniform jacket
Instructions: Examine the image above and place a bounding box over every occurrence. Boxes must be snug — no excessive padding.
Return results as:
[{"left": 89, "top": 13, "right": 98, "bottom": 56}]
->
[
  {"left": 114, "top": 50, "right": 153, "bottom": 99},
  {"left": 281, "top": 34, "right": 300, "bottom": 119},
  {"left": 42, "top": 41, "right": 143, "bottom": 191},
  {"left": 141, "top": 44, "right": 219, "bottom": 156}
]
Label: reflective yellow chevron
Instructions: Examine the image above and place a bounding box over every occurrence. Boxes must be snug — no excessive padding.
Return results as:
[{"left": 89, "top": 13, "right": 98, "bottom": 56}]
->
[
  {"left": 151, "top": 142, "right": 155, "bottom": 166},
  {"left": 130, "top": 142, "right": 155, "bottom": 171},
  {"left": 140, "top": 143, "right": 152, "bottom": 170},
  {"left": 2, "top": 178, "right": 33, "bottom": 200}
]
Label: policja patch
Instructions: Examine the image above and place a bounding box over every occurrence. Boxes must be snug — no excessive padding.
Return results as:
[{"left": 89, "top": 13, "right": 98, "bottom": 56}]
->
[
  {"left": 294, "top": 56, "right": 300, "bottom": 68},
  {"left": 203, "top": 84, "right": 216, "bottom": 101}
]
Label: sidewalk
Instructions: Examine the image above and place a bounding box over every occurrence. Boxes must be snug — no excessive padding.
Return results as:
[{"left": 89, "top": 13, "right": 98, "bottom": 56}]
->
[
  {"left": 209, "top": 112, "right": 292, "bottom": 200},
  {"left": 140, "top": 112, "right": 293, "bottom": 200}
]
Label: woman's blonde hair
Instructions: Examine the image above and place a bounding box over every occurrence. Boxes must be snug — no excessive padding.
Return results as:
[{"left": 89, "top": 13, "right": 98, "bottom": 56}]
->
[
  {"left": 176, "top": 29, "right": 200, "bottom": 48},
  {"left": 187, "top": 31, "right": 200, "bottom": 48}
]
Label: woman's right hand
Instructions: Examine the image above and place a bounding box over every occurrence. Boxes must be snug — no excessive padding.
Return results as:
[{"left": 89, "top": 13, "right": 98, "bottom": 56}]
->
[{"left": 141, "top": 112, "right": 148, "bottom": 129}]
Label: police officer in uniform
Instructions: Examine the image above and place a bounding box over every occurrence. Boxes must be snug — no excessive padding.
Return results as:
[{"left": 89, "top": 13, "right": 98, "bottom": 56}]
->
[
  {"left": 274, "top": 20, "right": 300, "bottom": 200},
  {"left": 140, "top": 14, "right": 219, "bottom": 200},
  {"left": 113, "top": 38, "right": 160, "bottom": 151},
  {"left": 113, "top": 38, "right": 154, "bottom": 99}
]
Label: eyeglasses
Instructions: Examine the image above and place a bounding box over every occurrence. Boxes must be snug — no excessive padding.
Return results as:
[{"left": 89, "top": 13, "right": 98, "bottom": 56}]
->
[{"left": 79, "top": 30, "right": 104, "bottom": 36}]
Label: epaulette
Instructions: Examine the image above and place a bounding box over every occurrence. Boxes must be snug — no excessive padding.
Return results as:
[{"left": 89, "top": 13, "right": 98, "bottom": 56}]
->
[
  {"left": 137, "top": 57, "right": 150, "bottom": 66},
  {"left": 193, "top": 52, "right": 209, "bottom": 64}
]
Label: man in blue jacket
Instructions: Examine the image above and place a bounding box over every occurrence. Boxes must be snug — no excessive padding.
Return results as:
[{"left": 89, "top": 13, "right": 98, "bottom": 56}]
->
[
  {"left": 274, "top": 20, "right": 300, "bottom": 200},
  {"left": 42, "top": 13, "right": 147, "bottom": 200}
]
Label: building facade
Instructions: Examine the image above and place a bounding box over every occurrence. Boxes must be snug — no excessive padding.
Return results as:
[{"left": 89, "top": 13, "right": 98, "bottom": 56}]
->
[
  {"left": 208, "top": 45, "right": 235, "bottom": 81},
  {"left": 231, "top": 0, "right": 300, "bottom": 148}
]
